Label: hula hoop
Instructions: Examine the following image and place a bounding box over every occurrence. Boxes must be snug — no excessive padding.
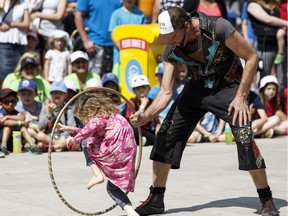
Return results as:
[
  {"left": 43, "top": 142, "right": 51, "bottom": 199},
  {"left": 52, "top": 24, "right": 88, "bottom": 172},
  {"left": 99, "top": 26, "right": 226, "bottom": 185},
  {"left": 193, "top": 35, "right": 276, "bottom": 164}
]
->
[{"left": 48, "top": 87, "right": 143, "bottom": 215}]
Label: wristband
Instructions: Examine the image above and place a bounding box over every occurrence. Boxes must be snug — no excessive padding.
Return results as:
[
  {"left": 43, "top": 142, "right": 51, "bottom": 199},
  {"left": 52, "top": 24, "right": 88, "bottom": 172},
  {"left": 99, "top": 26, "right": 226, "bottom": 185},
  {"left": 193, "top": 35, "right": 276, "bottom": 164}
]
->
[
  {"left": 204, "top": 133, "right": 211, "bottom": 138},
  {"left": 139, "top": 105, "right": 145, "bottom": 112},
  {"left": 17, "top": 120, "right": 22, "bottom": 126}
]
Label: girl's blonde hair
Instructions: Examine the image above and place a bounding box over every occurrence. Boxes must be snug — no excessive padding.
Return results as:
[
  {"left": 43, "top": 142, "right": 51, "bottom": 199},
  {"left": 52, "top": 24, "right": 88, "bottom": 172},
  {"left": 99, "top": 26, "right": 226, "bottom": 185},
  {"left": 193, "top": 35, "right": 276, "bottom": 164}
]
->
[
  {"left": 14, "top": 51, "right": 42, "bottom": 76},
  {"left": 74, "top": 94, "right": 120, "bottom": 122},
  {"left": 48, "top": 37, "right": 67, "bottom": 51}
]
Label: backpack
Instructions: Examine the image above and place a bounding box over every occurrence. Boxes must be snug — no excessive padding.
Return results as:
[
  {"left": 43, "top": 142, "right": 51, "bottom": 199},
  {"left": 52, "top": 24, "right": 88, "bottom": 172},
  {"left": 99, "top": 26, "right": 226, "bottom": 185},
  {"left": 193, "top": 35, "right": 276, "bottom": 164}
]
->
[{"left": 120, "top": 98, "right": 138, "bottom": 117}]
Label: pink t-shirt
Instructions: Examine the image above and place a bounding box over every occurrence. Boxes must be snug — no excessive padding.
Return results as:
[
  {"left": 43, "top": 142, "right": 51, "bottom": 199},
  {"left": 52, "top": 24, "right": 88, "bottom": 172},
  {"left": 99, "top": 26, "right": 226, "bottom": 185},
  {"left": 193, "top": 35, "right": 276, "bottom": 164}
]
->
[
  {"left": 72, "top": 113, "right": 137, "bottom": 192},
  {"left": 197, "top": 2, "right": 222, "bottom": 17}
]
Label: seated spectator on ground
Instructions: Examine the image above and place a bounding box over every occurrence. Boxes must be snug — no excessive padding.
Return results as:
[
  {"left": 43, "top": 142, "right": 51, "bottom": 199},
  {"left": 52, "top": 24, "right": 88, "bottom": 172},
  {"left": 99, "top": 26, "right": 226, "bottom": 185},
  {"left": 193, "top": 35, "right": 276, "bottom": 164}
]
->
[
  {"left": 188, "top": 112, "right": 226, "bottom": 144},
  {"left": 125, "top": 74, "right": 160, "bottom": 146},
  {"left": 249, "top": 90, "right": 280, "bottom": 138},
  {"left": 37, "top": 81, "right": 77, "bottom": 151},
  {"left": 16, "top": 79, "right": 44, "bottom": 147},
  {"left": 102, "top": 72, "right": 121, "bottom": 105},
  {"left": 148, "top": 62, "right": 187, "bottom": 125},
  {"left": 259, "top": 75, "right": 288, "bottom": 136},
  {"left": 63, "top": 80, "right": 78, "bottom": 108},
  {"left": 64, "top": 51, "right": 100, "bottom": 92},
  {"left": 0, "top": 88, "right": 41, "bottom": 157},
  {"left": 2, "top": 52, "right": 51, "bottom": 103}
]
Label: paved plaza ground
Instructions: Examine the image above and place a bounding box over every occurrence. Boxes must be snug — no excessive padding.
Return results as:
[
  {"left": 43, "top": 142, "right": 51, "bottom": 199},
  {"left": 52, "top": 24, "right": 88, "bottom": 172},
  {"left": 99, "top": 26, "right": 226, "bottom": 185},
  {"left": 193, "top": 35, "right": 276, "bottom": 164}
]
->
[{"left": 0, "top": 136, "right": 287, "bottom": 216}]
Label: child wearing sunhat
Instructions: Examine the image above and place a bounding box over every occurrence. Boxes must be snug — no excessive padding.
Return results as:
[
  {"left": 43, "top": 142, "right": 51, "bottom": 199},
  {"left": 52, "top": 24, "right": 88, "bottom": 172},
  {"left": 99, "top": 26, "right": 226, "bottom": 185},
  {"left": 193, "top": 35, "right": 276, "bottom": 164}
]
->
[
  {"left": 125, "top": 74, "right": 160, "bottom": 146},
  {"left": 43, "top": 30, "right": 72, "bottom": 82},
  {"left": 259, "top": 75, "right": 288, "bottom": 136}
]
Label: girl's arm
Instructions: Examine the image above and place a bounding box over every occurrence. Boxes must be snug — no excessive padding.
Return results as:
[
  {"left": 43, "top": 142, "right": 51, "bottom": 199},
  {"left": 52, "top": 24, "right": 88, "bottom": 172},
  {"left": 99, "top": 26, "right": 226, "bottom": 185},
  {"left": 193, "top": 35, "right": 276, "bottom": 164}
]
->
[
  {"left": 67, "top": 61, "right": 72, "bottom": 75},
  {"left": 57, "top": 123, "right": 76, "bottom": 134},
  {"left": 43, "top": 58, "right": 50, "bottom": 81}
]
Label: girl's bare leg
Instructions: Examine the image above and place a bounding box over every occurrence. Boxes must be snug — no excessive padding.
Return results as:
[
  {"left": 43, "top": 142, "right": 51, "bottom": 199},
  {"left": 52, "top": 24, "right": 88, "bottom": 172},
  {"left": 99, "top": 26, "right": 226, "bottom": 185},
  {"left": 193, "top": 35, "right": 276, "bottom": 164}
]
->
[{"left": 87, "top": 164, "right": 104, "bottom": 190}]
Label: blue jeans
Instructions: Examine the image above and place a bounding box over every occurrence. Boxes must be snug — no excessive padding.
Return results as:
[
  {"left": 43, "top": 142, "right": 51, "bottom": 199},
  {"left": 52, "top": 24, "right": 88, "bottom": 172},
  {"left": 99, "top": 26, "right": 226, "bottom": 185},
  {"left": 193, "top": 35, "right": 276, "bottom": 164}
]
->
[{"left": 0, "top": 43, "right": 25, "bottom": 81}]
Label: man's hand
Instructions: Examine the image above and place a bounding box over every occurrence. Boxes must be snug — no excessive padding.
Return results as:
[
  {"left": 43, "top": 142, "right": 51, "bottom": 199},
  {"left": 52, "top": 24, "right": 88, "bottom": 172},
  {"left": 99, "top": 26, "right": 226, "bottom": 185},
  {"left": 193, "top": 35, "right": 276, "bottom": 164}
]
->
[
  {"left": 228, "top": 96, "right": 251, "bottom": 127},
  {"left": 130, "top": 111, "right": 148, "bottom": 127},
  {"left": 83, "top": 40, "right": 97, "bottom": 56}
]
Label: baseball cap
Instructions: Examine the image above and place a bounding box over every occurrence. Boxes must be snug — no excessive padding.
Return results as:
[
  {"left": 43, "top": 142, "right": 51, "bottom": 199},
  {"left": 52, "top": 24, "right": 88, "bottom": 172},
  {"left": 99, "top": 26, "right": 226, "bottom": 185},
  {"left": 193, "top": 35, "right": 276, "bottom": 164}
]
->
[
  {"left": 0, "top": 88, "right": 17, "bottom": 100},
  {"left": 157, "top": 7, "right": 190, "bottom": 45},
  {"left": 64, "top": 80, "right": 77, "bottom": 92},
  {"left": 21, "top": 57, "right": 38, "bottom": 68},
  {"left": 130, "top": 74, "right": 150, "bottom": 88},
  {"left": 259, "top": 75, "right": 279, "bottom": 89},
  {"left": 155, "top": 63, "right": 164, "bottom": 75},
  {"left": 102, "top": 73, "right": 119, "bottom": 86},
  {"left": 18, "top": 79, "right": 37, "bottom": 92},
  {"left": 50, "top": 29, "right": 69, "bottom": 42},
  {"left": 70, "top": 51, "right": 89, "bottom": 63},
  {"left": 86, "top": 78, "right": 103, "bottom": 89},
  {"left": 27, "top": 30, "right": 38, "bottom": 41},
  {"left": 50, "top": 81, "right": 67, "bottom": 93}
]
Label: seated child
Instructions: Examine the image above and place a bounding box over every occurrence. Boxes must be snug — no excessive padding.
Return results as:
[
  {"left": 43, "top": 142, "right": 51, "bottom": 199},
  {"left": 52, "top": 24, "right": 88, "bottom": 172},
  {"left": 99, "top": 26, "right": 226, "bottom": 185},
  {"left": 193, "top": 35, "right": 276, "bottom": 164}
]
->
[
  {"left": 102, "top": 72, "right": 121, "bottom": 105},
  {"left": 259, "top": 75, "right": 288, "bottom": 135},
  {"left": 0, "top": 88, "right": 41, "bottom": 156},
  {"left": 16, "top": 79, "right": 43, "bottom": 149},
  {"left": 125, "top": 74, "right": 160, "bottom": 146},
  {"left": 37, "top": 81, "right": 76, "bottom": 151}
]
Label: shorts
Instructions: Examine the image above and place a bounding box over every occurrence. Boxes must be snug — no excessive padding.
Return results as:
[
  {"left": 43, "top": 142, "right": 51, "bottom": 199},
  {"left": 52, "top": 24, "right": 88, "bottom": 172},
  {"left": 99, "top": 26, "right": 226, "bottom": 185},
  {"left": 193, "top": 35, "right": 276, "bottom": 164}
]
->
[{"left": 150, "top": 81, "right": 266, "bottom": 171}]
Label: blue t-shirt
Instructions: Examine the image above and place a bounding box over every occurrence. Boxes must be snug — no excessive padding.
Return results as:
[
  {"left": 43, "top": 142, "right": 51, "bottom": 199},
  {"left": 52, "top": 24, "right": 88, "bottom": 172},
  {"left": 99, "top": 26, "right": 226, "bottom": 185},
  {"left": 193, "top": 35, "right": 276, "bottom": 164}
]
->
[
  {"left": 15, "top": 101, "right": 43, "bottom": 119},
  {"left": 109, "top": 6, "right": 146, "bottom": 63},
  {"left": 76, "top": 0, "right": 122, "bottom": 46},
  {"left": 148, "top": 85, "right": 160, "bottom": 100},
  {"left": 241, "top": 1, "right": 257, "bottom": 41},
  {"left": 200, "top": 112, "right": 219, "bottom": 134}
]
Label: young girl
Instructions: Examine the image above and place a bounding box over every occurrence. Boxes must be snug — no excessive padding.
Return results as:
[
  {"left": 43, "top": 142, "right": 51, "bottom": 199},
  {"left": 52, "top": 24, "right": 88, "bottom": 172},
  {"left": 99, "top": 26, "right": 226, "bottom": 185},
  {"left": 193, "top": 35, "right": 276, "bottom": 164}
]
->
[
  {"left": 259, "top": 75, "right": 288, "bottom": 135},
  {"left": 43, "top": 30, "right": 71, "bottom": 83},
  {"left": 58, "top": 94, "right": 139, "bottom": 216}
]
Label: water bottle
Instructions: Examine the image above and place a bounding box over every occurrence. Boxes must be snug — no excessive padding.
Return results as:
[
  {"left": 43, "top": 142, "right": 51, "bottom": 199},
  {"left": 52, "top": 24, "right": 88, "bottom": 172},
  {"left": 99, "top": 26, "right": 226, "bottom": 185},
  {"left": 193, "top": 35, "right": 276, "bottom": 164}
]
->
[
  {"left": 13, "top": 131, "right": 22, "bottom": 153},
  {"left": 225, "top": 124, "right": 233, "bottom": 145}
]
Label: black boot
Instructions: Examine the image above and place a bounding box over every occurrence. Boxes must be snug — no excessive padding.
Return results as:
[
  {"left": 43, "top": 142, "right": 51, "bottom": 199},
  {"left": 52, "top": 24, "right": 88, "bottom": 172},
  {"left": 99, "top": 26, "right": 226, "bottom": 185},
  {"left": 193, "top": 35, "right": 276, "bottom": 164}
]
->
[{"left": 135, "top": 186, "right": 165, "bottom": 216}]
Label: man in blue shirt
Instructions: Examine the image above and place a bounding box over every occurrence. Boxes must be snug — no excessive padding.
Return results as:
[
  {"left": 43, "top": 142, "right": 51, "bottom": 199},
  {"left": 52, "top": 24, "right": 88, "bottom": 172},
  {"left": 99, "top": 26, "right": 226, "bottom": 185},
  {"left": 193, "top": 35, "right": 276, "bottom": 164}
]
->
[{"left": 74, "top": 0, "right": 122, "bottom": 76}]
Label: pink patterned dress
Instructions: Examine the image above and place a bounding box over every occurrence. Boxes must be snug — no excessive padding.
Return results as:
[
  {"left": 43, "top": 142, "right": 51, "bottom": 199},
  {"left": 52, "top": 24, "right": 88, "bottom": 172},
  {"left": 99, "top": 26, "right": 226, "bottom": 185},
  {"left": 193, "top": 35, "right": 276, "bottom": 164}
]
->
[{"left": 72, "top": 113, "right": 137, "bottom": 192}]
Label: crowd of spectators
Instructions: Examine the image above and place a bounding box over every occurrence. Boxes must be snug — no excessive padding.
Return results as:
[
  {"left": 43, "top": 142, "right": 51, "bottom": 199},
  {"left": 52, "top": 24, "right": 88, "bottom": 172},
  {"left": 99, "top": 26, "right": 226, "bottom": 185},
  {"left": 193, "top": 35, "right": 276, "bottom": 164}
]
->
[{"left": 0, "top": 0, "right": 287, "bottom": 158}]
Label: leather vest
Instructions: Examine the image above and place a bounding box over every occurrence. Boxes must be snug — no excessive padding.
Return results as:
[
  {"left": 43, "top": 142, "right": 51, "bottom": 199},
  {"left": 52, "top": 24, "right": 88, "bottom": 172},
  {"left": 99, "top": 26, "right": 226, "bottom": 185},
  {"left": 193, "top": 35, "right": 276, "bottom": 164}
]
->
[{"left": 168, "top": 12, "right": 243, "bottom": 89}]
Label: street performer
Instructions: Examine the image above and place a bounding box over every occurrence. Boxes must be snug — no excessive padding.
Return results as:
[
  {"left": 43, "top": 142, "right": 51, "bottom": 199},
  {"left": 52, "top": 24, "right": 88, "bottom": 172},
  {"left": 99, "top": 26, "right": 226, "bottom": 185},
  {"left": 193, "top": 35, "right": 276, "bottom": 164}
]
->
[{"left": 130, "top": 7, "right": 279, "bottom": 216}]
